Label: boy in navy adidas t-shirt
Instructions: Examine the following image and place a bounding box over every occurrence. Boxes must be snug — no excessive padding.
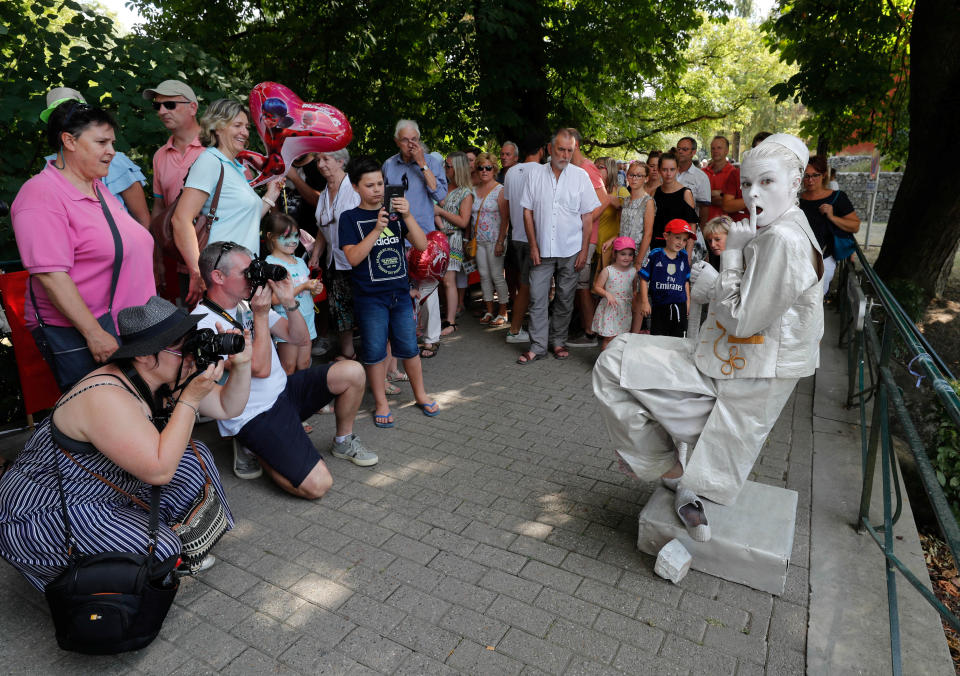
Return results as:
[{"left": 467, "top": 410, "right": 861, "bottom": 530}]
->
[
  {"left": 339, "top": 156, "right": 440, "bottom": 429},
  {"left": 638, "top": 218, "right": 693, "bottom": 337}
]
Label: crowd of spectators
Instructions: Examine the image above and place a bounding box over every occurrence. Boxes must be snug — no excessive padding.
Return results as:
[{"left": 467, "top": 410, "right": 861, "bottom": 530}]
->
[{"left": 0, "top": 78, "right": 855, "bottom": 592}]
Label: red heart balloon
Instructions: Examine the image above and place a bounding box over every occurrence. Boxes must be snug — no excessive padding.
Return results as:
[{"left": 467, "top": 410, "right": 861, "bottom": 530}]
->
[
  {"left": 237, "top": 82, "right": 353, "bottom": 187},
  {"left": 407, "top": 231, "right": 451, "bottom": 282}
]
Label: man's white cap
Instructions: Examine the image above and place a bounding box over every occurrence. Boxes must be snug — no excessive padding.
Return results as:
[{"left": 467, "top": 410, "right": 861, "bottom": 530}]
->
[
  {"left": 141, "top": 80, "right": 198, "bottom": 104},
  {"left": 759, "top": 133, "right": 809, "bottom": 168}
]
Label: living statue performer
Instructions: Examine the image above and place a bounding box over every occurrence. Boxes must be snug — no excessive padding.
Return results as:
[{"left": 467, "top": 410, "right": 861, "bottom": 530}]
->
[{"left": 592, "top": 133, "right": 824, "bottom": 542}]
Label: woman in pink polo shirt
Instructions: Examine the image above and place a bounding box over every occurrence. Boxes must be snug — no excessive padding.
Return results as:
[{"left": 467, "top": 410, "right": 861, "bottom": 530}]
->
[{"left": 11, "top": 101, "right": 155, "bottom": 390}]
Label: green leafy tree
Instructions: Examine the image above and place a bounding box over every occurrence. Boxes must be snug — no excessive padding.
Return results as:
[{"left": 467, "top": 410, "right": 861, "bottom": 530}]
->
[
  {"left": 767, "top": 0, "right": 960, "bottom": 302},
  {"left": 0, "top": 0, "right": 241, "bottom": 262}
]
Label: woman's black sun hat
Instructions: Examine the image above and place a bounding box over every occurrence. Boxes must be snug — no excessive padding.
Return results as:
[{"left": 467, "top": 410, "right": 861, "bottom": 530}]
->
[{"left": 109, "top": 296, "right": 202, "bottom": 361}]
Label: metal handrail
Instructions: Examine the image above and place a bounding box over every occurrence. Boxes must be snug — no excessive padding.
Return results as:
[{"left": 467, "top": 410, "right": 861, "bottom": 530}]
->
[{"left": 840, "top": 246, "right": 960, "bottom": 675}]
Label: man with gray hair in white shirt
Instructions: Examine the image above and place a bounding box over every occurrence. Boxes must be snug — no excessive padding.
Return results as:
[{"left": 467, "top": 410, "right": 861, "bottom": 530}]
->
[{"left": 515, "top": 128, "right": 600, "bottom": 364}]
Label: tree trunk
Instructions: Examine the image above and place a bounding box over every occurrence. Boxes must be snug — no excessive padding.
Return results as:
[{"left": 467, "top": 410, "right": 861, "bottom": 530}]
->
[{"left": 874, "top": 0, "right": 960, "bottom": 301}]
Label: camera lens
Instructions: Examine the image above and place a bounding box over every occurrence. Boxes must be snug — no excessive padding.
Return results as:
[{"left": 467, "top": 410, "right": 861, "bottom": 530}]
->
[
  {"left": 215, "top": 333, "right": 245, "bottom": 355},
  {"left": 264, "top": 262, "right": 288, "bottom": 282}
]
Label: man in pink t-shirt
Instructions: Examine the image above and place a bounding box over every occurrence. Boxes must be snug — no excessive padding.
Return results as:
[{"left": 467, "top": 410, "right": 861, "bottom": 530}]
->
[
  {"left": 142, "top": 80, "right": 205, "bottom": 301},
  {"left": 704, "top": 135, "right": 739, "bottom": 221}
]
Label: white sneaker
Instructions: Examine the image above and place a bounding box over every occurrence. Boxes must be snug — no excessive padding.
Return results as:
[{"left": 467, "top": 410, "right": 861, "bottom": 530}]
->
[
  {"left": 311, "top": 337, "right": 331, "bottom": 357},
  {"left": 505, "top": 328, "right": 530, "bottom": 343},
  {"left": 232, "top": 440, "right": 262, "bottom": 480}
]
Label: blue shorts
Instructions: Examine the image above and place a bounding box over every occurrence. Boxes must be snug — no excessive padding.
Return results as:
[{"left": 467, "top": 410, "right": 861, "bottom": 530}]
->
[
  {"left": 353, "top": 290, "right": 420, "bottom": 364},
  {"left": 236, "top": 365, "right": 334, "bottom": 487}
]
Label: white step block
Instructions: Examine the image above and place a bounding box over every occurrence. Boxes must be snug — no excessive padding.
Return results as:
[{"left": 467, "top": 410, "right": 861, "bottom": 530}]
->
[{"left": 637, "top": 480, "right": 798, "bottom": 595}]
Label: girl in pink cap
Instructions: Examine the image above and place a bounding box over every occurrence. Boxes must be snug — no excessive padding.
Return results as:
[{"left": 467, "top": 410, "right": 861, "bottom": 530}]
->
[{"left": 591, "top": 236, "right": 639, "bottom": 349}]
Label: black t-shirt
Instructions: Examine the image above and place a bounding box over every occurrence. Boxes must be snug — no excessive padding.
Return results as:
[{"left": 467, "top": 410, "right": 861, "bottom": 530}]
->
[
  {"left": 799, "top": 190, "right": 855, "bottom": 258},
  {"left": 338, "top": 207, "right": 409, "bottom": 296},
  {"left": 652, "top": 187, "right": 699, "bottom": 243}
]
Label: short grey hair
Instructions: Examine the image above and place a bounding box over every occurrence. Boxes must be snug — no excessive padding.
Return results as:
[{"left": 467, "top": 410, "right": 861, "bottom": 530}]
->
[
  {"left": 319, "top": 147, "right": 350, "bottom": 167},
  {"left": 501, "top": 141, "right": 518, "bottom": 154},
  {"left": 394, "top": 119, "right": 420, "bottom": 139},
  {"left": 199, "top": 99, "right": 247, "bottom": 147},
  {"left": 551, "top": 127, "right": 578, "bottom": 148},
  {"left": 199, "top": 241, "right": 255, "bottom": 286}
]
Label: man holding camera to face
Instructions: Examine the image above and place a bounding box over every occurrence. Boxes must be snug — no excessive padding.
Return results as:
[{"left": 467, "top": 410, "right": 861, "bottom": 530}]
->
[{"left": 193, "top": 241, "right": 375, "bottom": 500}]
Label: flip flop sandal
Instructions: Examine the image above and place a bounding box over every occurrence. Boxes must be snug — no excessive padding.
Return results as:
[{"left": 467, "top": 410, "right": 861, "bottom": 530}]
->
[
  {"left": 675, "top": 487, "right": 711, "bottom": 542},
  {"left": 386, "top": 370, "right": 410, "bottom": 382},
  {"left": 420, "top": 343, "right": 439, "bottom": 359},
  {"left": 479, "top": 312, "right": 494, "bottom": 324},
  {"left": 384, "top": 381, "right": 401, "bottom": 396},
  {"left": 302, "top": 421, "right": 314, "bottom": 433},
  {"left": 552, "top": 347, "right": 570, "bottom": 360},
  {"left": 489, "top": 314, "right": 508, "bottom": 327},
  {"left": 373, "top": 411, "right": 395, "bottom": 428},
  {"left": 415, "top": 400, "right": 440, "bottom": 417},
  {"left": 516, "top": 351, "right": 545, "bottom": 365}
]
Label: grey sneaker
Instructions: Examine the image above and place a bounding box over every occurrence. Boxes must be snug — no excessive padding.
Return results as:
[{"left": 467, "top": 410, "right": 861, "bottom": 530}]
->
[
  {"left": 233, "top": 440, "right": 262, "bottom": 480},
  {"left": 311, "top": 337, "right": 331, "bottom": 357},
  {"left": 331, "top": 434, "right": 379, "bottom": 467},
  {"left": 176, "top": 554, "right": 216, "bottom": 577},
  {"left": 567, "top": 333, "right": 598, "bottom": 348},
  {"left": 505, "top": 328, "right": 530, "bottom": 343}
]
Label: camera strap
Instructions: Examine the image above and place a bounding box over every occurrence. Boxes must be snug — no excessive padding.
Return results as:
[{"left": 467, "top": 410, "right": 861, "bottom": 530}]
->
[{"left": 200, "top": 297, "right": 244, "bottom": 331}]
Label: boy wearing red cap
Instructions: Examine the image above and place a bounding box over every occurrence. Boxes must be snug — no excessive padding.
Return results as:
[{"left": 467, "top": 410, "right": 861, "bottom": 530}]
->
[{"left": 638, "top": 219, "right": 693, "bottom": 337}]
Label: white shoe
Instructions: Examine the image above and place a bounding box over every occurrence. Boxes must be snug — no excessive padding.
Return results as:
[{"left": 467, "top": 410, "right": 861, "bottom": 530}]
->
[
  {"left": 233, "top": 440, "right": 262, "bottom": 480},
  {"left": 505, "top": 328, "right": 530, "bottom": 343}
]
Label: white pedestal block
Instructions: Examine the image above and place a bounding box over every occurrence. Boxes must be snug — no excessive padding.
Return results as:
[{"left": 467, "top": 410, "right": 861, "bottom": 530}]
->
[{"left": 636, "top": 480, "right": 798, "bottom": 595}]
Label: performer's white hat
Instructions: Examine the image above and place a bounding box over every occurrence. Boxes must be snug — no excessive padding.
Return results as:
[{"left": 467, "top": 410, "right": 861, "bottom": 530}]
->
[{"left": 759, "top": 133, "right": 809, "bottom": 168}]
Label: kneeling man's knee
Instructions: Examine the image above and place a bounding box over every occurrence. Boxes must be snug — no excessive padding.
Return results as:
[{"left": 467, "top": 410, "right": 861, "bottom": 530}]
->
[{"left": 299, "top": 462, "right": 334, "bottom": 500}]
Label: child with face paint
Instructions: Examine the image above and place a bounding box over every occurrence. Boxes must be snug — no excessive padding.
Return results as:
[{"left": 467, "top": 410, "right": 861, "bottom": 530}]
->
[{"left": 265, "top": 212, "right": 323, "bottom": 374}]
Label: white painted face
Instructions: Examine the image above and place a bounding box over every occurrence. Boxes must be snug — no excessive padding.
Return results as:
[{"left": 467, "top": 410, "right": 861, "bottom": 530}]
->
[{"left": 740, "top": 157, "right": 798, "bottom": 228}]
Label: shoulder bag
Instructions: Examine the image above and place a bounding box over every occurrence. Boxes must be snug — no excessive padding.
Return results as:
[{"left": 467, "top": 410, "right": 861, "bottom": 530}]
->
[
  {"left": 44, "top": 458, "right": 179, "bottom": 654},
  {"left": 829, "top": 192, "right": 857, "bottom": 261},
  {"left": 151, "top": 163, "right": 225, "bottom": 264},
  {"left": 29, "top": 187, "right": 122, "bottom": 391}
]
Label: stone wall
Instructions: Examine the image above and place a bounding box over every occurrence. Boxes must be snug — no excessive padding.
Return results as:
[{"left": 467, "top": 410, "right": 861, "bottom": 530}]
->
[{"left": 825, "top": 155, "right": 903, "bottom": 222}]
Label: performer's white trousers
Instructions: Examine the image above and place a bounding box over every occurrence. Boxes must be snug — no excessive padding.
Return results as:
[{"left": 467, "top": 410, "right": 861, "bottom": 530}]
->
[{"left": 592, "top": 334, "right": 798, "bottom": 505}]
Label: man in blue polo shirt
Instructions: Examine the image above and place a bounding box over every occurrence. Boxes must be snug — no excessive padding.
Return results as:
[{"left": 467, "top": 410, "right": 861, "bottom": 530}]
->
[{"left": 382, "top": 120, "right": 447, "bottom": 358}]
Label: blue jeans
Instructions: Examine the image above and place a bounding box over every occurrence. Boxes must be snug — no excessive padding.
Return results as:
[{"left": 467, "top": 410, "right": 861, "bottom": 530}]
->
[{"left": 353, "top": 290, "right": 419, "bottom": 364}]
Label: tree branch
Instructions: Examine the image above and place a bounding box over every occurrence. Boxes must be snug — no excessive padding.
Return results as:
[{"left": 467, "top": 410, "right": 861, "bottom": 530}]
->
[{"left": 585, "top": 111, "right": 730, "bottom": 150}]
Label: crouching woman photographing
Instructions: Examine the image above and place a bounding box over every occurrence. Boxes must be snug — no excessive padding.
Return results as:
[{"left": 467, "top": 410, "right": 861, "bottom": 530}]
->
[{"left": 0, "top": 296, "right": 252, "bottom": 596}]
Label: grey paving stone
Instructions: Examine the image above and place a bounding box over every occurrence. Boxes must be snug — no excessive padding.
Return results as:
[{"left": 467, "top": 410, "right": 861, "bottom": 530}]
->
[
  {"left": 659, "top": 633, "right": 738, "bottom": 676},
  {"left": 546, "top": 617, "right": 619, "bottom": 664},
  {"left": 166, "top": 615, "right": 248, "bottom": 670},
  {"left": 337, "top": 625, "right": 413, "bottom": 672},
  {"left": 288, "top": 573, "right": 353, "bottom": 611},
  {"left": 446, "top": 639, "right": 524, "bottom": 675},
  {"left": 442, "top": 604, "right": 510, "bottom": 646},
  {"left": 195, "top": 559, "right": 260, "bottom": 599},
  {"left": 499, "top": 514, "right": 555, "bottom": 540},
  {"left": 380, "top": 511, "right": 433, "bottom": 540},
  {"left": 338, "top": 591, "right": 407, "bottom": 634},
  {"left": 383, "top": 532, "right": 441, "bottom": 565},
  {"left": 481, "top": 569, "right": 545, "bottom": 604},
  {"left": 768, "top": 598, "right": 807, "bottom": 654},
  {"left": 422, "top": 527, "right": 479, "bottom": 557},
  {"left": 781, "top": 564, "right": 810, "bottom": 607},
  {"left": 425, "top": 549, "right": 488, "bottom": 583},
  {"left": 561, "top": 551, "right": 623, "bottom": 584},
  {"left": 387, "top": 555, "right": 447, "bottom": 591},
  {"left": 117, "top": 638, "right": 192, "bottom": 676},
  {"left": 612, "top": 643, "right": 691, "bottom": 676},
  {"left": 433, "top": 575, "right": 498, "bottom": 613},
  {"left": 243, "top": 552, "right": 311, "bottom": 589},
  {"left": 229, "top": 611, "right": 301, "bottom": 658},
  {"left": 545, "top": 529, "right": 607, "bottom": 558},
  {"left": 677, "top": 568, "right": 722, "bottom": 599},
  {"left": 338, "top": 538, "right": 398, "bottom": 572},
  {"left": 386, "top": 584, "right": 452, "bottom": 624},
  {"left": 285, "top": 604, "right": 357, "bottom": 649},
  {"left": 715, "top": 581, "right": 775, "bottom": 622},
  {"left": 764, "top": 642, "right": 805, "bottom": 676},
  {"left": 389, "top": 614, "right": 462, "bottom": 661},
  {"left": 509, "top": 534, "right": 569, "bottom": 566},
  {"left": 469, "top": 542, "right": 530, "bottom": 574},
  {"left": 239, "top": 580, "right": 308, "bottom": 621},
  {"left": 678, "top": 592, "right": 751, "bottom": 631},
  {"left": 463, "top": 520, "right": 521, "bottom": 549},
  {"left": 592, "top": 608, "right": 665, "bottom": 654},
  {"left": 417, "top": 505, "right": 473, "bottom": 532},
  {"left": 563, "top": 656, "right": 627, "bottom": 676},
  {"left": 575, "top": 578, "right": 641, "bottom": 617},
  {"left": 520, "top": 560, "right": 585, "bottom": 595},
  {"left": 221, "top": 648, "right": 301, "bottom": 676},
  {"left": 279, "top": 638, "right": 361, "bottom": 674},
  {"left": 498, "top": 627, "right": 573, "bottom": 675},
  {"left": 488, "top": 593, "right": 557, "bottom": 638},
  {"left": 702, "top": 624, "right": 769, "bottom": 665},
  {"left": 534, "top": 587, "right": 602, "bottom": 627},
  {"left": 294, "top": 545, "right": 354, "bottom": 578},
  {"left": 336, "top": 560, "right": 402, "bottom": 601},
  {"left": 395, "top": 651, "right": 460, "bottom": 675}
]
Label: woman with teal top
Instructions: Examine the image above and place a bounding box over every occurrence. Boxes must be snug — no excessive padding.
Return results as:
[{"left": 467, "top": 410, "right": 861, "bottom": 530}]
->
[{"left": 172, "top": 99, "right": 284, "bottom": 305}]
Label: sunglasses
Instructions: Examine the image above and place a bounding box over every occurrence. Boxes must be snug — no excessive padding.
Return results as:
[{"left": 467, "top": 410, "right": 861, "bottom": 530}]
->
[
  {"left": 443, "top": 162, "right": 453, "bottom": 169},
  {"left": 478, "top": 165, "right": 495, "bottom": 172},
  {"left": 162, "top": 347, "right": 184, "bottom": 358},
  {"left": 152, "top": 100, "right": 191, "bottom": 111},
  {"left": 63, "top": 102, "right": 92, "bottom": 127},
  {"left": 214, "top": 241, "right": 238, "bottom": 271}
]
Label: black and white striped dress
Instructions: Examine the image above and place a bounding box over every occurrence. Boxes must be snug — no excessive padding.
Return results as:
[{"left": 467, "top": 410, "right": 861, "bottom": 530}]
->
[{"left": 0, "top": 417, "right": 233, "bottom": 591}]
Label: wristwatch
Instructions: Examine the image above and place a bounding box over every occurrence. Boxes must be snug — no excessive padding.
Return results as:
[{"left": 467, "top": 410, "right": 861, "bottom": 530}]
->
[
  {"left": 419, "top": 165, "right": 427, "bottom": 172},
  {"left": 284, "top": 303, "right": 299, "bottom": 312}
]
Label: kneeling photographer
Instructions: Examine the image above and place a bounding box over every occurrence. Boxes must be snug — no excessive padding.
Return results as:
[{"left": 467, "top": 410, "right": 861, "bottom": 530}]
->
[
  {"left": 194, "top": 241, "right": 375, "bottom": 501},
  {"left": 0, "top": 296, "right": 252, "bottom": 651}
]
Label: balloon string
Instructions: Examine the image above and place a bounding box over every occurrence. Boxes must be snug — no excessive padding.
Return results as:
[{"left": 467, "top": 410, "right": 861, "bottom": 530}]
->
[{"left": 282, "top": 186, "right": 288, "bottom": 214}]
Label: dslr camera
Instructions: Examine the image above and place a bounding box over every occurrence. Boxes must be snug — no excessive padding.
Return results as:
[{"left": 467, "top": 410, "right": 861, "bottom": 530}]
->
[
  {"left": 383, "top": 174, "right": 408, "bottom": 223},
  {"left": 183, "top": 328, "right": 245, "bottom": 370},
  {"left": 245, "top": 255, "right": 288, "bottom": 292}
]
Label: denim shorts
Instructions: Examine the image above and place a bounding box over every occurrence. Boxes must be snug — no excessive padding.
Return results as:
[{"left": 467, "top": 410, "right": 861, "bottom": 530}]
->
[{"left": 353, "top": 290, "right": 420, "bottom": 364}]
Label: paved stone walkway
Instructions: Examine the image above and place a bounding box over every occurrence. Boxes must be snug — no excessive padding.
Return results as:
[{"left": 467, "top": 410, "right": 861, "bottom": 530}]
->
[{"left": 0, "top": 318, "right": 813, "bottom": 675}]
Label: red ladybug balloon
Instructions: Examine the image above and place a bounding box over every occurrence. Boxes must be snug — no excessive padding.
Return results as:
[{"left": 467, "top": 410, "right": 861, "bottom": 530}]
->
[{"left": 407, "top": 231, "right": 450, "bottom": 282}]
